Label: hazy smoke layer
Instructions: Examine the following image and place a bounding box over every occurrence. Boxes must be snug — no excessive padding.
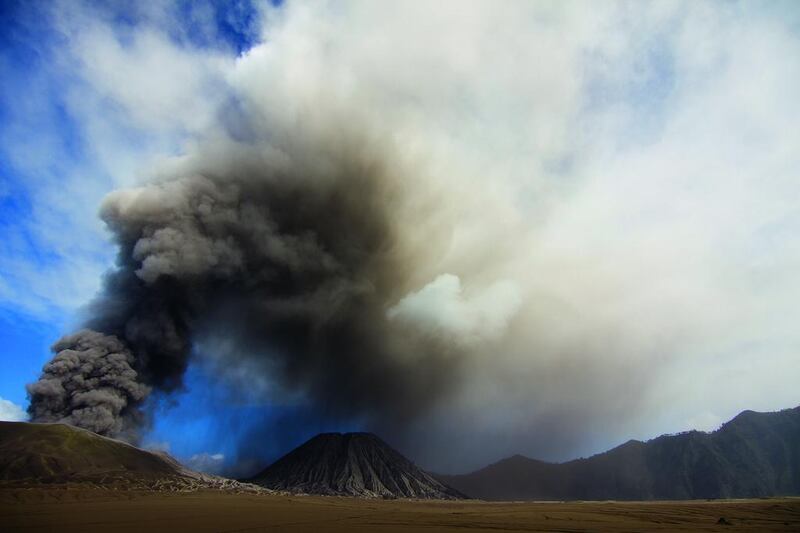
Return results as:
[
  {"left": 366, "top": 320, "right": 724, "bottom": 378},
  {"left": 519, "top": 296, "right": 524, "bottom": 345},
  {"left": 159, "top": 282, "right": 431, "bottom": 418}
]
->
[{"left": 26, "top": 330, "right": 149, "bottom": 439}]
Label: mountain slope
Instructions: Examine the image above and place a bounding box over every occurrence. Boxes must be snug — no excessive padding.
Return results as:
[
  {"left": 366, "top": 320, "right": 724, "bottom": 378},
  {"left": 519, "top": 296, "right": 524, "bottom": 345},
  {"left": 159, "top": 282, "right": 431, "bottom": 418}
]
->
[
  {"left": 0, "top": 421, "right": 261, "bottom": 492},
  {"left": 248, "top": 432, "right": 463, "bottom": 499},
  {"left": 439, "top": 406, "right": 800, "bottom": 500}
]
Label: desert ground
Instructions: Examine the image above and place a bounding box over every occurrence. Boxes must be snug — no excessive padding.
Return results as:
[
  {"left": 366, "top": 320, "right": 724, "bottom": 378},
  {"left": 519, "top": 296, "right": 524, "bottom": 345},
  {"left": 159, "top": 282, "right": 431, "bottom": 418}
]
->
[{"left": 1, "top": 489, "right": 798, "bottom": 532}]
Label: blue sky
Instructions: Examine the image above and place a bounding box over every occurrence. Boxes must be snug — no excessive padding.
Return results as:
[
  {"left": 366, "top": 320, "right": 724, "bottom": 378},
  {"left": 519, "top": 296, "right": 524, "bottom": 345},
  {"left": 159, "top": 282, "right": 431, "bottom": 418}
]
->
[
  {"left": 0, "top": 1, "right": 83, "bottom": 407},
  {"left": 0, "top": 0, "right": 354, "bottom": 474},
  {"left": 0, "top": 0, "right": 292, "bottom": 469},
  {"left": 1, "top": 1, "right": 800, "bottom": 474}
]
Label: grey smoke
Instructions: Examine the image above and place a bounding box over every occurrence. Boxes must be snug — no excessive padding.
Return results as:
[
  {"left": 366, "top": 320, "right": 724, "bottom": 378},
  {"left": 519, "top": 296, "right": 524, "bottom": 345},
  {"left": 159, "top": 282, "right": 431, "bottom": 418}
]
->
[
  {"left": 23, "top": 1, "right": 800, "bottom": 473},
  {"left": 26, "top": 330, "right": 149, "bottom": 440},
  {"left": 28, "top": 123, "right": 469, "bottom": 440}
]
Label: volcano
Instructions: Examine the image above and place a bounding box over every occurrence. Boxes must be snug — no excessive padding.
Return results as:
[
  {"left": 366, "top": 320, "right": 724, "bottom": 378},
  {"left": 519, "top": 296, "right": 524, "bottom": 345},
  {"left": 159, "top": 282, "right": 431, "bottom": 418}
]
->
[{"left": 248, "top": 432, "right": 464, "bottom": 499}]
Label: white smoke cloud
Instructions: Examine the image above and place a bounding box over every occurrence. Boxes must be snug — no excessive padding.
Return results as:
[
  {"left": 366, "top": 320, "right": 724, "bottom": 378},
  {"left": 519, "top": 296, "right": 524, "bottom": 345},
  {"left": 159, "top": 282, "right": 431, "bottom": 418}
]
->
[
  {"left": 0, "top": 397, "right": 27, "bottom": 422},
  {"left": 388, "top": 274, "right": 522, "bottom": 344}
]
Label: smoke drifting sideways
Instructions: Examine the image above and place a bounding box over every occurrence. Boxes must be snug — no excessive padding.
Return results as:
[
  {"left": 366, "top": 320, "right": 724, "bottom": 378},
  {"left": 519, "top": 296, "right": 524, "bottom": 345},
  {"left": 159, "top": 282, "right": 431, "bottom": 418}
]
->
[
  {"left": 26, "top": 109, "right": 493, "bottom": 442},
  {"left": 24, "top": 1, "right": 800, "bottom": 472},
  {"left": 19, "top": 0, "right": 688, "bottom": 457}
]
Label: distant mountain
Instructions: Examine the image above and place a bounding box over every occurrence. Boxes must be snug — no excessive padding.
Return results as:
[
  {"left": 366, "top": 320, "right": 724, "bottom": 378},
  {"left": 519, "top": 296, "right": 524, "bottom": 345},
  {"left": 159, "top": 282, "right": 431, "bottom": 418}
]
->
[
  {"left": 248, "top": 432, "right": 464, "bottom": 499},
  {"left": 0, "top": 421, "right": 262, "bottom": 492},
  {"left": 439, "top": 406, "right": 800, "bottom": 500}
]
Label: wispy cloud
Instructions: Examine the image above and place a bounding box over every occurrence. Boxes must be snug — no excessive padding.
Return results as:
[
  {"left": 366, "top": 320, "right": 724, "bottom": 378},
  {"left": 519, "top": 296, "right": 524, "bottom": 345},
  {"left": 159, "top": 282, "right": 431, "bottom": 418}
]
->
[
  {"left": 0, "top": 397, "right": 27, "bottom": 422},
  {"left": 185, "top": 452, "right": 225, "bottom": 475},
  {"left": 0, "top": 1, "right": 253, "bottom": 320}
]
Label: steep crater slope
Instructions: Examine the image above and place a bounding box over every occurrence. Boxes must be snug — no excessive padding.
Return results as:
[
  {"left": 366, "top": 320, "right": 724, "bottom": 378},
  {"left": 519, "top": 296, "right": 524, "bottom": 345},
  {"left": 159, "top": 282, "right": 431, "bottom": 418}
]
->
[{"left": 249, "top": 432, "right": 464, "bottom": 499}]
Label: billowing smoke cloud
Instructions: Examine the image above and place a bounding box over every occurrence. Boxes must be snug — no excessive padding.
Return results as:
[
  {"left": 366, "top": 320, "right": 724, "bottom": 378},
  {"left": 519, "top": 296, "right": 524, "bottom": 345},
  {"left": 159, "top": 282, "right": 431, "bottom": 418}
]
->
[
  {"left": 27, "top": 102, "right": 485, "bottom": 439},
  {"left": 22, "top": 0, "right": 800, "bottom": 471},
  {"left": 26, "top": 330, "right": 149, "bottom": 439}
]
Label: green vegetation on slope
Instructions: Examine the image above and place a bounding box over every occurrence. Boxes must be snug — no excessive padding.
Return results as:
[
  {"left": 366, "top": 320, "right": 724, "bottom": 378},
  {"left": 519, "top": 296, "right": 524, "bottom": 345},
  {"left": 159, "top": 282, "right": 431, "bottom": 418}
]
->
[{"left": 0, "top": 422, "right": 178, "bottom": 482}]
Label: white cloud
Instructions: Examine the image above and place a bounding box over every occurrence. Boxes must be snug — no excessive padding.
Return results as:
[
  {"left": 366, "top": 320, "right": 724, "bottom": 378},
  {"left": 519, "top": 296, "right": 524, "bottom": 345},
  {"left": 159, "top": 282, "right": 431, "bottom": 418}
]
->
[
  {"left": 185, "top": 452, "right": 225, "bottom": 475},
  {"left": 64, "top": 22, "right": 232, "bottom": 135},
  {"left": 0, "top": 397, "right": 27, "bottom": 422},
  {"left": 0, "top": 1, "right": 239, "bottom": 320}
]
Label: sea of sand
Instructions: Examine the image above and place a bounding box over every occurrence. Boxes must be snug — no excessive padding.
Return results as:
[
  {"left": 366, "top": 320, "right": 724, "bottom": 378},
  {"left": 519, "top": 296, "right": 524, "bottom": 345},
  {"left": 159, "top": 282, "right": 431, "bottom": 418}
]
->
[{"left": 2, "top": 488, "right": 799, "bottom": 532}]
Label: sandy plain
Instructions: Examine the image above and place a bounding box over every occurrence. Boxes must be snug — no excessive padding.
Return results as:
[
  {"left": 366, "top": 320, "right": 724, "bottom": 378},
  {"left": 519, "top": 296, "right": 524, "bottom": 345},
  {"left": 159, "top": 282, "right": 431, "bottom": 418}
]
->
[{"left": 1, "top": 488, "right": 799, "bottom": 532}]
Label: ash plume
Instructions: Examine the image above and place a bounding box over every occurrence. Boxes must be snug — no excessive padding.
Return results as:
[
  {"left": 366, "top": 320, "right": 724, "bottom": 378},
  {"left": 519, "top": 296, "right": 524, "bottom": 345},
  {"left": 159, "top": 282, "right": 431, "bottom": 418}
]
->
[
  {"left": 24, "top": 1, "right": 800, "bottom": 472},
  {"left": 27, "top": 123, "right": 467, "bottom": 440},
  {"left": 26, "top": 330, "right": 149, "bottom": 440}
]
